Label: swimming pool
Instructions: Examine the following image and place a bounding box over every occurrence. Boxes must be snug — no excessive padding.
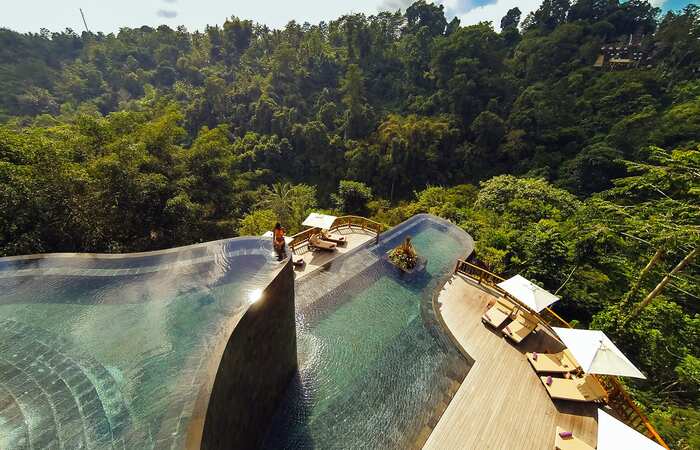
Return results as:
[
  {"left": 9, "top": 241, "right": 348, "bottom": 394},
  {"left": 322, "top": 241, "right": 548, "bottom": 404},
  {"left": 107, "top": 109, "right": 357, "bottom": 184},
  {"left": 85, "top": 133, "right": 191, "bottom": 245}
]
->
[
  {"left": 262, "top": 214, "right": 474, "bottom": 449},
  {"left": 0, "top": 237, "right": 284, "bottom": 449}
]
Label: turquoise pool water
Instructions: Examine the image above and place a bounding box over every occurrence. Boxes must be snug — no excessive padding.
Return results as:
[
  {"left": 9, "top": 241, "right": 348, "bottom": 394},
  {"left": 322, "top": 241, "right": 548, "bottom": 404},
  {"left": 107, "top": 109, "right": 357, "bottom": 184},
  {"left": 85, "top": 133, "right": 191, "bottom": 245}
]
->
[
  {"left": 262, "top": 215, "right": 474, "bottom": 449},
  {"left": 0, "top": 238, "right": 281, "bottom": 449}
]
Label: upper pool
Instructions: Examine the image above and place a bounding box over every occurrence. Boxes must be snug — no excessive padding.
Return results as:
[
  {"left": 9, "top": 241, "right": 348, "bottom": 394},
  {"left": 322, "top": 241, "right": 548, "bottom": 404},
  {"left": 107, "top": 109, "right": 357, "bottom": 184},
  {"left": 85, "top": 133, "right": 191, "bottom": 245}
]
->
[
  {"left": 0, "top": 237, "right": 284, "bottom": 449},
  {"left": 262, "top": 214, "right": 474, "bottom": 449}
]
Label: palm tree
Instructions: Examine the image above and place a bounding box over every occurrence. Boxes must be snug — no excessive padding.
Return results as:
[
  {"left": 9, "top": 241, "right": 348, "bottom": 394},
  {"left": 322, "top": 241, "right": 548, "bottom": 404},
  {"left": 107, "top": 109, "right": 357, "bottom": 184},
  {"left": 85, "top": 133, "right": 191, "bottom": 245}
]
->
[{"left": 259, "top": 182, "right": 293, "bottom": 224}]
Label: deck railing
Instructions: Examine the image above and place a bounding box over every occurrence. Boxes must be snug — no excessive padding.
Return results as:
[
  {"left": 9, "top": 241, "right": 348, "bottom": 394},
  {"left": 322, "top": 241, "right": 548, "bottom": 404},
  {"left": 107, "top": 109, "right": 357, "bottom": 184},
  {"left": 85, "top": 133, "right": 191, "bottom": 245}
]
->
[
  {"left": 288, "top": 215, "right": 387, "bottom": 253},
  {"left": 453, "top": 258, "right": 669, "bottom": 449}
]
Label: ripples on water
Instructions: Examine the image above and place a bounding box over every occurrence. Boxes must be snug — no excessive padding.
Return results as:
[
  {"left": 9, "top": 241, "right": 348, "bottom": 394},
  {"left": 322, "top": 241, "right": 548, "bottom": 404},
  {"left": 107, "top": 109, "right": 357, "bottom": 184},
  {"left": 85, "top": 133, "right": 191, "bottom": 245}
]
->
[
  {"left": 0, "top": 237, "right": 282, "bottom": 449},
  {"left": 262, "top": 216, "right": 472, "bottom": 450}
]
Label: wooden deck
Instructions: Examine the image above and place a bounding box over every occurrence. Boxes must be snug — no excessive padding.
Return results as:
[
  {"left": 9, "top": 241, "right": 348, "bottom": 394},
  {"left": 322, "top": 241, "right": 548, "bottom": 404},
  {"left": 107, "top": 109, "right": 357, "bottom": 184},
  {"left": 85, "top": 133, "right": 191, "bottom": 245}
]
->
[
  {"left": 424, "top": 274, "right": 598, "bottom": 450},
  {"left": 291, "top": 229, "right": 376, "bottom": 280}
]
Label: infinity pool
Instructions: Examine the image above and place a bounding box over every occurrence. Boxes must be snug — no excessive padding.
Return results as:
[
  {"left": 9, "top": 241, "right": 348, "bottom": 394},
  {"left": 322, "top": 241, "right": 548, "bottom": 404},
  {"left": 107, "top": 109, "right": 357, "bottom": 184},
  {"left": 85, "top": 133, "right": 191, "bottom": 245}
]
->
[
  {"left": 262, "top": 215, "right": 474, "bottom": 449},
  {"left": 0, "top": 238, "right": 281, "bottom": 449}
]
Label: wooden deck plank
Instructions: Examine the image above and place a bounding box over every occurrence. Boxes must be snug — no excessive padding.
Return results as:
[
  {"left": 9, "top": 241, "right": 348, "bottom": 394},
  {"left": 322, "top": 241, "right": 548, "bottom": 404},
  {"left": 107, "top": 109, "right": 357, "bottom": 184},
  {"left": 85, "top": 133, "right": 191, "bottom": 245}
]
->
[
  {"left": 292, "top": 229, "right": 375, "bottom": 280},
  {"left": 424, "top": 274, "right": 598, "bottom": 450}
]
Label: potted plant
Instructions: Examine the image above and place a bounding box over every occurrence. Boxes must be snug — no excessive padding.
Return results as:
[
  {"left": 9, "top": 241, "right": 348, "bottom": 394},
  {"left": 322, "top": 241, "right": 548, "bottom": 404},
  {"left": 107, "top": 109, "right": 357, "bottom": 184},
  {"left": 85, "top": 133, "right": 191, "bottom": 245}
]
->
[{"left": 388, "top": 237, "right": 425, "bottom": 273}]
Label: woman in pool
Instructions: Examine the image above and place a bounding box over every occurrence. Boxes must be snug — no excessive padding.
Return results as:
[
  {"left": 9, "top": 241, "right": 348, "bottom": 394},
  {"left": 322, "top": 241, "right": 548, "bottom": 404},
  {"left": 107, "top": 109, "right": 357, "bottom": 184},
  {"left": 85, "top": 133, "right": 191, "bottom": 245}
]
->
[{"left": 273, "top": 222, "right": 287, "bottom": 260}]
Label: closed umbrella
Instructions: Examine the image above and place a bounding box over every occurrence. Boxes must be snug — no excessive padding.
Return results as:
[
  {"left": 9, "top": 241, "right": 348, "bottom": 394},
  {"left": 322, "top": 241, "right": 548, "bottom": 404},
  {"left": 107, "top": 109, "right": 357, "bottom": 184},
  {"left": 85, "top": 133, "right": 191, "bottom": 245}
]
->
[{"left": 553, "top": 327, "right": 646, "bottom": 379}]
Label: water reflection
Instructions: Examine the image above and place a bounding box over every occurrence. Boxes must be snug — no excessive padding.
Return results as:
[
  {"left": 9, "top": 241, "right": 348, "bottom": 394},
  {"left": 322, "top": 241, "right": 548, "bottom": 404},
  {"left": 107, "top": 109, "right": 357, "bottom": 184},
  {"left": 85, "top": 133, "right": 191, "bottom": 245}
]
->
[{"left": 0, "top": 237, "right": 282, "bottom": 449}]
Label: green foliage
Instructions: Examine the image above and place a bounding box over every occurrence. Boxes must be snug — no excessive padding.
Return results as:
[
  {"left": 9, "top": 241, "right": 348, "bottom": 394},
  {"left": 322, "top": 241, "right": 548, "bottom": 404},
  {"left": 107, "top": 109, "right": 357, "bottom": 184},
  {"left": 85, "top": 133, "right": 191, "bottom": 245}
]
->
[
  {"left": 388, "top": 238, "right": 419, "bottom": 271},
  {"left": 475, "top": 175, "right": 580, "bottom": 221},
  {"left": 255, "top": 183, "right": 318, "bottom": 234},
  {"left": 675, "top": 355, "right": 700, "bottom": 393},
  {"left": 649, "top": 406, "right": 700, "bottom": 450},
  {"left": 238, "top": 209, "right": 277, "bottom": 236},
  {"left": 332, "top": 180, "right": 373, "bottom": 215}
]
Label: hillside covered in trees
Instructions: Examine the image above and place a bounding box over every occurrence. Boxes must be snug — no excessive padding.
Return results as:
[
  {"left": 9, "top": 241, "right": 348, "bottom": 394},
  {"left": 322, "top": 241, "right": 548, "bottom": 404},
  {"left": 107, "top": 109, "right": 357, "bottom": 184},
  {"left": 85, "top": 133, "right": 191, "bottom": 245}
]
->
[{"left": 0, "top": 1, "right": 698, "bottom": 447}]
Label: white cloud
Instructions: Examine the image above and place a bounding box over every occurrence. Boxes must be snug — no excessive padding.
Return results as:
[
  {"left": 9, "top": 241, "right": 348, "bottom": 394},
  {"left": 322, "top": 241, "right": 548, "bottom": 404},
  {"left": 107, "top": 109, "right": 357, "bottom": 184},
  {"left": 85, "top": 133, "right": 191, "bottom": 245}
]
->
[{"left": 454, "top": 0, "right": 541, "bottom": 29}]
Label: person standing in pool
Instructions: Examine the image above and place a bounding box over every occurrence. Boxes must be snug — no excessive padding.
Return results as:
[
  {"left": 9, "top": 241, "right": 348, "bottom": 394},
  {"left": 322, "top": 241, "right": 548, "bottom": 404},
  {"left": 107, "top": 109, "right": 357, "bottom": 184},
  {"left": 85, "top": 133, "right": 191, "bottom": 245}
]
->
[{"left": 273, "top": 223, "right": 287, "bottom": 260}]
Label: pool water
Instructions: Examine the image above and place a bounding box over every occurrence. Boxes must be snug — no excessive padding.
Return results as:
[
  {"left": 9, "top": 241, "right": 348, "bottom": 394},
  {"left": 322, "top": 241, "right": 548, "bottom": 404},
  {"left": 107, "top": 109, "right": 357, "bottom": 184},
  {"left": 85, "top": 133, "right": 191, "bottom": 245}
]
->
[
  {"left": 262, "top": 215, "right": 474, "bottom": 449},
  {"left": 0, "top": 238, "right": 281, "bottom": 449}
]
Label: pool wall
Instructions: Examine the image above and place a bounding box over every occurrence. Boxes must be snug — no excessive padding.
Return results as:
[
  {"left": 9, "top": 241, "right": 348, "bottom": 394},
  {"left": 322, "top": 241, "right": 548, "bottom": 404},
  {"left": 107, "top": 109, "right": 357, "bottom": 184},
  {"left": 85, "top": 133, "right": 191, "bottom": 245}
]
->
[{"left": 200, "top": 258, "right": 297, "bottom": 450}]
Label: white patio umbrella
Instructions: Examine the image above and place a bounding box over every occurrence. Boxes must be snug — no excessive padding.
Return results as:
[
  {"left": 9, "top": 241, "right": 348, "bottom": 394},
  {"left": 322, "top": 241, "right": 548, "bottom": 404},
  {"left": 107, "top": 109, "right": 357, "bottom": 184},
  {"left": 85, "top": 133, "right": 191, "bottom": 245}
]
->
[
  {"left": 553, "top": 327, "right": 646, "bottom": 379},
  {"left": 302, "top": 213, "right": 337, "bottom": 230},
  {"left": 262, "top": 231, "right": 292, "bottom": 244},
  {"left": 497, "top": 274, "right": 560, "bottom": 313},
  {"left": 597, "top": 409, "right": 664, "bottom": 450}
]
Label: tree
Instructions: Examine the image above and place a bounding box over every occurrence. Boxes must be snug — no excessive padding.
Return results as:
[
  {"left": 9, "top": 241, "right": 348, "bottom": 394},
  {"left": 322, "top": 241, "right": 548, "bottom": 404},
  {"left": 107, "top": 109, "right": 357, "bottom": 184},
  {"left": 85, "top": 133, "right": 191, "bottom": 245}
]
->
[
  {"left": 222, "top": 17, "right": 253, "bottom": 65},
  {"left": 558, "top": 143, "right": 625, "bottom": 196},
  {"left": 340, "top": 64, "right": 369, "bottom": 139},
  {"left": 405, "top": 1, "right": 447, "bottom": 37},
  {"left": 256, "top": 183, "right": 318, "bottom": 233},
  {"left": 500, "top": 7, "right": 522, "bottom": 31},
  {"left": 332, "top": 180, "right": 373, "bottom": 215},
  {"left": 475, "top": 175, "right": 581, "bottom": 220},
  {"left": 624, "top": 247, "right": 698, "bottom": 324},
  {"left": 258, "top": 182, "right": 294, "bottom": 226},
  {"left": 471, "top": 111, "right": 505, "bottom": 151},
  {"left": 238, "top": 209, "right": 277, "bottom": 236}
]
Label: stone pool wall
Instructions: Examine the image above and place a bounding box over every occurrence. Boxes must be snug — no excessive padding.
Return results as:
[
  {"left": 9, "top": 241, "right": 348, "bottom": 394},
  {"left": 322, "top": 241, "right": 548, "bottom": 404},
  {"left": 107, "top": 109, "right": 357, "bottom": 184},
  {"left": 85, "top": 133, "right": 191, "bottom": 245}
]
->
[{"left": 201, "top": 259, "right": 297, "bottom": 449}]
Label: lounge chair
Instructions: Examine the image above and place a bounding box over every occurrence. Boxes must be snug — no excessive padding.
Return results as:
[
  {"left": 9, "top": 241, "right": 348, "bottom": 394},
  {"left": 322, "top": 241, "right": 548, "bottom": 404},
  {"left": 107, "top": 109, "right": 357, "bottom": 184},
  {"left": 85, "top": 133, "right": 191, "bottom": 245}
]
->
[
  {"left": 502, "top": 310, "right": 539, "bottom": 343},
  {"left": 320, "top": 231, "right": 346, "bottom": 245},
  {"left": 309, "top": 234, "right": 337, "bottom": 252},
  {"left": 481, "top": 299, "right": 515, "bottom": 328},
  {"left": 554, "top": 427, "right": 595, "bottom": 450},
  {"left": 540, "top": 374, "right": 607, "bottom": 403},
  {"left": 527, "top": 349, "right": 579, "bottom": 374}
]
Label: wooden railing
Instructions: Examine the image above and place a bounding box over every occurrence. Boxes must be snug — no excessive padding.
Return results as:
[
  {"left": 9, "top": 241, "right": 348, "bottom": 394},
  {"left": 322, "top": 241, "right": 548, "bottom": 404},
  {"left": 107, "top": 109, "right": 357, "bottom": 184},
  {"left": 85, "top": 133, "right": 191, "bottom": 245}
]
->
[
  {"left": 453, "top": 259, "right": 669, "bottom": 449},
  {"left": 288, "top": 215, "right": 387, "bottom": 253}
]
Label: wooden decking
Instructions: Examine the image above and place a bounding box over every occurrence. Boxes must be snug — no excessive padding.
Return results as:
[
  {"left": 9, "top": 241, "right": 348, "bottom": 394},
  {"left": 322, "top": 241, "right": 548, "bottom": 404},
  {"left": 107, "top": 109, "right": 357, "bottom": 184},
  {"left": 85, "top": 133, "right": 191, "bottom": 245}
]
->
[
  {"left": 291, "top": 229, "right": 376, "bottom": 280},
  {"left": 424, "top": 274, "right": 598, "bottom": 450}
]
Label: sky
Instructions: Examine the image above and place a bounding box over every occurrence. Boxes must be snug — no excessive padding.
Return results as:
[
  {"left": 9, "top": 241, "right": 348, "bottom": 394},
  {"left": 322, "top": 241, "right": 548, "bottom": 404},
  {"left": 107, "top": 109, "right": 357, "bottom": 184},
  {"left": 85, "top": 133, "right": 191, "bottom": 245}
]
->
[{"left": 2, "top": 0, "right": 694, "bottom": 34}]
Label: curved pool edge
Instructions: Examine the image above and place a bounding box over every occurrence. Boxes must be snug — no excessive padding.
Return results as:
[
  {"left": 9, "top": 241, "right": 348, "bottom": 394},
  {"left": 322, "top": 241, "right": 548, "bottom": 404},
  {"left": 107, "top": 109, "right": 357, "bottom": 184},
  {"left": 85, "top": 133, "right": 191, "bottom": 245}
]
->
[
  {"left": 0, "top": 236, "right": 263, "bottom": 262},
  {"left": 420, "top": 214, "right": 477, "bottom": 367},
  {"left": 430, "top": 278, "right": 477, "bottom": 370}
]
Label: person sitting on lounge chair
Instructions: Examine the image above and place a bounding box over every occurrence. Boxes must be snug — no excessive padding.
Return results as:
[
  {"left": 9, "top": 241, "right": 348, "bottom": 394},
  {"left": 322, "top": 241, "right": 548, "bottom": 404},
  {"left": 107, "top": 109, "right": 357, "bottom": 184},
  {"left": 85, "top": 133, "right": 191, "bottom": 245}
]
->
[{"left": 309, "top": 233, "right": 337, "bottom": 252}]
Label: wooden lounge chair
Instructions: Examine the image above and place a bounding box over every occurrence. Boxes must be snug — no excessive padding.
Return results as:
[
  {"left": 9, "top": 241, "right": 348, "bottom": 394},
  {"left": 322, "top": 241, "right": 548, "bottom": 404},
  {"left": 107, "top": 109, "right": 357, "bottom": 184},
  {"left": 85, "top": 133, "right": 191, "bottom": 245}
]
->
[
  {"left": 481, "top": 299, "right": 515, "bottom": 328},
  {"left": 527, "top": 349, "right": 579, "bottom": 374},
  {"left": 554, "top": 427, "right": 595, "bottom": 450},
  {"left": 540, "top": 374, "right": 607, "bottom": 403},
  {"left": 320, "top": 230, "right": 346, "bottom": 245},
  {"left": 309, "top": 234, "right": 337, "bottom": 252},
  {"left": 503, "top": 310, "right": 539, "bottom": 343}
]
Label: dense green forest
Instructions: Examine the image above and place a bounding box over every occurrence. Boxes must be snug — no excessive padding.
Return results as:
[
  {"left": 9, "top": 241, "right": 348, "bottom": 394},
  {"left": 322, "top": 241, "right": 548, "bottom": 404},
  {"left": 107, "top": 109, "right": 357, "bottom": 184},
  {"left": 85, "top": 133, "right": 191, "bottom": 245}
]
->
[{"left": 0, "top": 0, "right": 698, "bottom": 447}]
